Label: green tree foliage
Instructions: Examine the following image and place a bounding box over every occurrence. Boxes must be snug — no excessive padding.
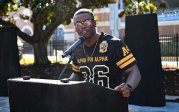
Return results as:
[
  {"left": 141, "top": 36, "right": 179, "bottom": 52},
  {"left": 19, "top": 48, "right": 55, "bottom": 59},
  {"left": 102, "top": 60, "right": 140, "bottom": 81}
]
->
[
  {"left": 0, "top": 0, "right": 116, "bottom": 64},
  {"left": 118, "top": 0, "right": 167, "bottom": 17}
]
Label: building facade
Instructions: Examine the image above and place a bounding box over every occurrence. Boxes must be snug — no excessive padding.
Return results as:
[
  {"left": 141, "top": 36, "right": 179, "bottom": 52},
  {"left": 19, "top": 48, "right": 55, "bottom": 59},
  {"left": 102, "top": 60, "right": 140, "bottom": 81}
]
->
[{"left": 63, "top": 6, "right": 179, "bottom": 41}]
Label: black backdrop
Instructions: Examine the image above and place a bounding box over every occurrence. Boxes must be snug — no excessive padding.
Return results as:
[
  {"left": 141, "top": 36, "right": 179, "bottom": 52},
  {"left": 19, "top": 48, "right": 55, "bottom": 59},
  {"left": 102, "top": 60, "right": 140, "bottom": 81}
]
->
[
  {"left": 0, "top": 26, "right": 21, "bottom": 96},
  {"left": 125, "top": 14, "right": 165, "bottom": 106}
]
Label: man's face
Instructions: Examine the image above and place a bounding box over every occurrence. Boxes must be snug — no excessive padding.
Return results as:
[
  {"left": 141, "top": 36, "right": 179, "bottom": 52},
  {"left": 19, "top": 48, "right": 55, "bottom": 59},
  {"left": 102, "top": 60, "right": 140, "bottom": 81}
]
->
[{"left": 74, "top": 13, "right": 96, "bottom": 39}]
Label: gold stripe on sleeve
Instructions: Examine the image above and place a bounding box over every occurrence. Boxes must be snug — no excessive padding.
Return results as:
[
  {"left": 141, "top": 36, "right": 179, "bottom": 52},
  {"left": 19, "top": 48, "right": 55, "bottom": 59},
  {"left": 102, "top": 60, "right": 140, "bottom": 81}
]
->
[
  {"left": 119, "top": 57, "right": 136, "bottom": 69},
  {"left": 71, "top": 64, "right": 80, "bottom": 72},
  {"left": 72, "top": 64, "right": 79, "bottom": 69},
  {"left": 72, "top": 67, "right": 80, "bottom": 72},
  {"left": 116, "top": 53, "right": 133, "bottom": 66}
]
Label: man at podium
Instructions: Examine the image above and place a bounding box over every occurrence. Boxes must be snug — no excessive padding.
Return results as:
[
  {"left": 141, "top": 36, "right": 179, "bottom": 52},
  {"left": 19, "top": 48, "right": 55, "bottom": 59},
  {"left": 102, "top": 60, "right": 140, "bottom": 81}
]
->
[{"left": 69, "top": 8, "right": 141, "bottom": 98}]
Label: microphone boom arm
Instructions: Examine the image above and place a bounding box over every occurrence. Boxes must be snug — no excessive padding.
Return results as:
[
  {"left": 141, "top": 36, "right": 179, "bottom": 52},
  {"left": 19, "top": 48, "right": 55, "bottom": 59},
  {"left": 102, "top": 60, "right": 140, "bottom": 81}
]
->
[{"left": 62, "top": 36, "right": 85, "bottom": 58}]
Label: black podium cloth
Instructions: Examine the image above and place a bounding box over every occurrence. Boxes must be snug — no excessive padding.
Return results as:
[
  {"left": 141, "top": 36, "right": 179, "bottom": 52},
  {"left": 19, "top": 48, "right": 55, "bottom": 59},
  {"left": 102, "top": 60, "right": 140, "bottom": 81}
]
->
[
  {"left": 8, "top": 78, "right": 128, "bottom": 112},
  {"left": 125, "top": 14, "right": 165, "bottom": 106},
  {"left": 0, "top": 26, "right": 21, "bottom": 96}
]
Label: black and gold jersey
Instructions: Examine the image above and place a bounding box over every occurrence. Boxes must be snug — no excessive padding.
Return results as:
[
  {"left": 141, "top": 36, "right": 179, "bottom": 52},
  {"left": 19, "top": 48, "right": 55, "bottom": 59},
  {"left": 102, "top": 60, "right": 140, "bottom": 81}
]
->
[{"left": 72, "top": 32, "right": 137, "bottom": 89}]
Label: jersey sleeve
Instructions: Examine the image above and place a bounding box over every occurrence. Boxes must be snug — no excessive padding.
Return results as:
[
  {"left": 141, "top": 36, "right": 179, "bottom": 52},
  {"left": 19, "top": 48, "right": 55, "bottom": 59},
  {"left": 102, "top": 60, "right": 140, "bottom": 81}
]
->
[
  {"left": 71, "top": 57, "right": 81, "bottom": 74},
  {"left": 113, "top": 39, "right": 137, "bottom": 71}
]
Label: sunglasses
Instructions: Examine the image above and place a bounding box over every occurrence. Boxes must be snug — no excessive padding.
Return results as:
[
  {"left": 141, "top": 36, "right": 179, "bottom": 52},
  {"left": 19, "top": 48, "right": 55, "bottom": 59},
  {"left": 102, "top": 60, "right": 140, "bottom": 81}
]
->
[{"left": 75, "top": 19, "right": 93, "bottom": 27}]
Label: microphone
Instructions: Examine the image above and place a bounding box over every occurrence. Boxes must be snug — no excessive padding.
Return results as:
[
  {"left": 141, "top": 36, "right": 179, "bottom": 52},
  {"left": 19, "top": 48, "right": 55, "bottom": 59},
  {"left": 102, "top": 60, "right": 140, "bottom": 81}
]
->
[{"left": 62, "top": 36, "right": 85, "bottom": 58}]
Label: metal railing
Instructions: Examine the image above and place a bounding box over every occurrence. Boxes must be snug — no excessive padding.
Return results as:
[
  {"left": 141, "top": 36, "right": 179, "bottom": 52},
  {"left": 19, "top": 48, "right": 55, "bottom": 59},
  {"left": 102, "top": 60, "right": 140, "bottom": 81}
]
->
[
  {"left": 160, "top": 33, "right": 179, "bottom": 70},
  {"left": 19, "top": 33, "right": 179, "bottom": 70}
]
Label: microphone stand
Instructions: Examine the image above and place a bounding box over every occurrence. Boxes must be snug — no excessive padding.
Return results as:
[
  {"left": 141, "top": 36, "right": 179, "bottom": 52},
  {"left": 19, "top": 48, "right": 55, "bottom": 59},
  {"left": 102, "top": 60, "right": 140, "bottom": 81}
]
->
[
  {"left": 58, "top": 54, "right": 74, "bottom": 82},
  {"left": 58, "top": 36, "right": 85, "bottom": 82}
]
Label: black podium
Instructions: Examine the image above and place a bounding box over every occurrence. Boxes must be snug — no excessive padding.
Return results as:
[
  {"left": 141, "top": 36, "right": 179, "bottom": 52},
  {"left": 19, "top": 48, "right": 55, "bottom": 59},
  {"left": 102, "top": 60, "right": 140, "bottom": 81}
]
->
[{"left": 7, "top": 78, "right": 128, "bottom": 112}]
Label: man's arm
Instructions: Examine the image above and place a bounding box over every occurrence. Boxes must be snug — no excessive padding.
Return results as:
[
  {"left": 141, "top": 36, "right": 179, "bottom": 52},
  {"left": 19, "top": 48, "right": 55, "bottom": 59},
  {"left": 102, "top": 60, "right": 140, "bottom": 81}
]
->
[
  {"left": 69, "top": 73, "right": 84, "bottom": 81},
  {"left": 115, "top": 64, "right": 141, "bottom": 97},
  {"left": 124, "top": 64, "right": 141, "bottom": 91}
]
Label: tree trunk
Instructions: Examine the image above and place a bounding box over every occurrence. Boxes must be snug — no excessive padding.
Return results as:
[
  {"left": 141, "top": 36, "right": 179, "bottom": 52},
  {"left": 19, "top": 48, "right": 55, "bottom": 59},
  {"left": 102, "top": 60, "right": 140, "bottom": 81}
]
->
[{"left": 33, "top": 41, "right": 51, "bottom": 65}]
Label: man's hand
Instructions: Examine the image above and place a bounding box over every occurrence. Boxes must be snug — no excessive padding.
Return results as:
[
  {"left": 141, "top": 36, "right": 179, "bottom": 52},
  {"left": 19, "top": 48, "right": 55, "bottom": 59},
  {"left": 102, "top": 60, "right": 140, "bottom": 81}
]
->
[{"left": 115, "top": 83, "right": 131, "bottom": 97}]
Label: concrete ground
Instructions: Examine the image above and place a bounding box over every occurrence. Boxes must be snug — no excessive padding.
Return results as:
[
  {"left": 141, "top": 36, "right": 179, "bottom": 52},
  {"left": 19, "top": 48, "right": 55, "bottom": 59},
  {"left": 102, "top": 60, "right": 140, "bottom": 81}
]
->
[
  {"left": 1, "top": 96, "right": 179, "bottom": 112},
  {"left": 0, "top": 97, "right": 9, "bottom": 112},
  {"left": 129, "top": 102, "right": 179, "bottom": 112}
]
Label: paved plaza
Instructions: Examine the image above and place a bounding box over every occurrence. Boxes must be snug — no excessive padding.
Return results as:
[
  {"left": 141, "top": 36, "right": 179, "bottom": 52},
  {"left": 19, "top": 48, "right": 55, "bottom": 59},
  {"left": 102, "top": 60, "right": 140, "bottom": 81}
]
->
[{"left": 1, "top": 96, "right": 179, "bottom": 112}]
